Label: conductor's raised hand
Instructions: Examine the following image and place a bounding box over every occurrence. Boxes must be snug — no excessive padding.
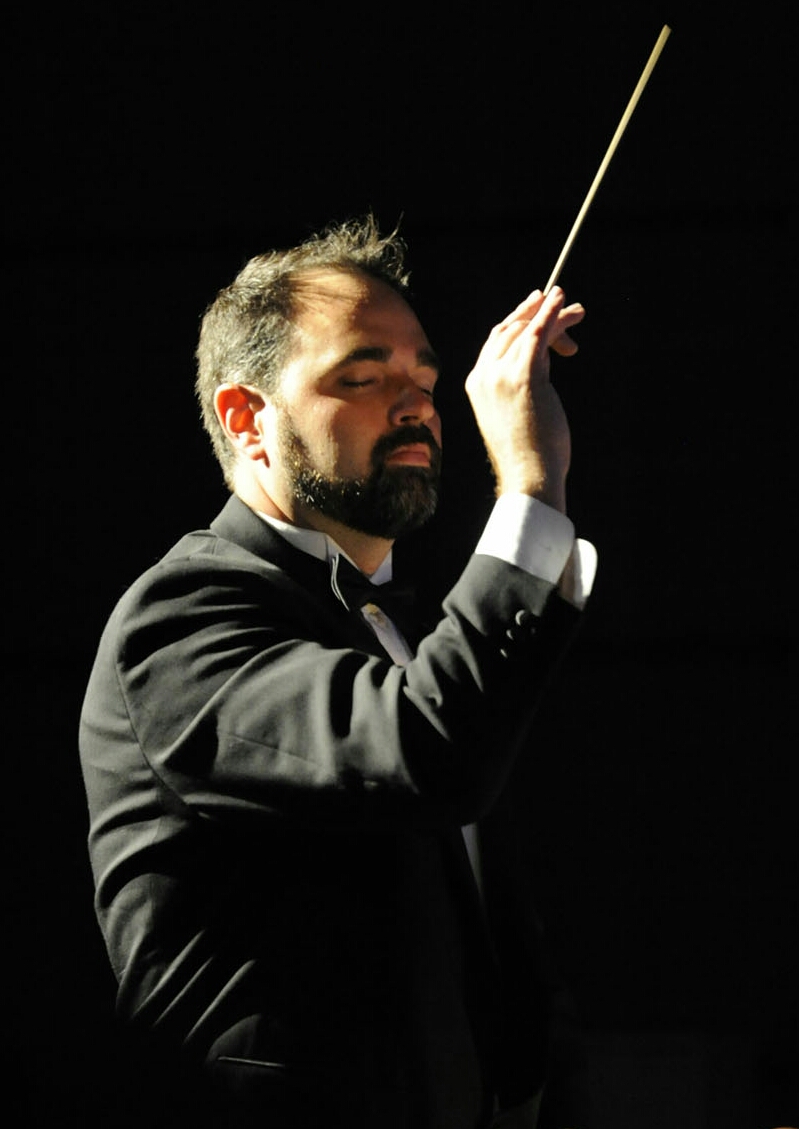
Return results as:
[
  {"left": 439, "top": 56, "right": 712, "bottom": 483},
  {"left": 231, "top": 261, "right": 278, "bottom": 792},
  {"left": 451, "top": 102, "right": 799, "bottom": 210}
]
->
[{"left": 465, "top": 286, "right": 585, "bottom": 513}]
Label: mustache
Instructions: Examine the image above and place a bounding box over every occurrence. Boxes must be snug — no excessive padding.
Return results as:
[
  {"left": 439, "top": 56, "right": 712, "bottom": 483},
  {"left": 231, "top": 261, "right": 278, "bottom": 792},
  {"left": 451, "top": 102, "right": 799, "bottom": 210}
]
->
[{"left": 371, "top": 424, "right": 442, "bottom": 467}]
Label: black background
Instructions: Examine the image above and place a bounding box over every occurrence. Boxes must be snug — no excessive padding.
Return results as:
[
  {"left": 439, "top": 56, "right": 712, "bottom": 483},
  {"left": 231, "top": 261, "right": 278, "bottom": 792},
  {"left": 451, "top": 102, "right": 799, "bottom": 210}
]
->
[{"left": 6, "top": 2, "right": 797, "bottom": 1126}]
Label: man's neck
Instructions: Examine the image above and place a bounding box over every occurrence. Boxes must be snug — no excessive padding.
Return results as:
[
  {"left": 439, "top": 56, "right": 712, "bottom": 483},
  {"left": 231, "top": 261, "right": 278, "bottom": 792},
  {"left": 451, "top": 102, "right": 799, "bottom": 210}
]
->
[{"left": 307, "top": 521, "right": 393, "bottom": 577}]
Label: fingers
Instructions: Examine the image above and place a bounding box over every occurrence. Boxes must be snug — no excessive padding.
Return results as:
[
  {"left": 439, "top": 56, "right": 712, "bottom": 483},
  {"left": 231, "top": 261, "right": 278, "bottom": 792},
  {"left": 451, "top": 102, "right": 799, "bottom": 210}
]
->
[
  {"left": 495, "top": 288, "right": 583, "bottom": 343},
  {"left": 548, "top": 301, "right": 586, "bottom": 356},
  {"left": 551, "top": 333, "right": 579, "bottom": 357},
  {"left": 510, "top": 294, "right": 583, "bottom": 394},
  {"left": 477, "top": 287, "right": 584, "bottom": 371}
]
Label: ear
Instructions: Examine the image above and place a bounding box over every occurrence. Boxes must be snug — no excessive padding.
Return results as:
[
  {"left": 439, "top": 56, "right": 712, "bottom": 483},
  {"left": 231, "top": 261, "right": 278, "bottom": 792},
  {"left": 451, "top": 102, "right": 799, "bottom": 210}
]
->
[{"left": 214, "top": 383, "right": 271, "bottom": 464}]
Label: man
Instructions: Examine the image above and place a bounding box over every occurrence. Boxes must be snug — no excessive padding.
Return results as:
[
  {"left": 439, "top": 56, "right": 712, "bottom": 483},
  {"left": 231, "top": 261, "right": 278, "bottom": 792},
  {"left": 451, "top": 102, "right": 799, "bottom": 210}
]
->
[{"left": 79, "top": 217, "right": 595, "bottom": 1129}]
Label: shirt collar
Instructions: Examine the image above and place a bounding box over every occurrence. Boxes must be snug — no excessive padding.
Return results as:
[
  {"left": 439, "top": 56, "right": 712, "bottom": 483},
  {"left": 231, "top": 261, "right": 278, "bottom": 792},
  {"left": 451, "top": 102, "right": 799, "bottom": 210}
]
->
[{"left": 255, "top": 511, "right": 394, "bottom": 585}]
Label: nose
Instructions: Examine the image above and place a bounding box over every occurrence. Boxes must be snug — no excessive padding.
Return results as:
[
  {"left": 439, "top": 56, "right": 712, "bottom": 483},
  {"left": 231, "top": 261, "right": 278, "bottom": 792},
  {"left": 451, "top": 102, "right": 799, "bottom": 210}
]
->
[{"left": 389, "top": 376, "right": 436, "bottom": 426}]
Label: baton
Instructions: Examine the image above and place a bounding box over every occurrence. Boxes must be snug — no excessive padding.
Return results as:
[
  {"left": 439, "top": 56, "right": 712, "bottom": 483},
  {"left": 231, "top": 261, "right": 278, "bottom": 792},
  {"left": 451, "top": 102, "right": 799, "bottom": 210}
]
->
[{"left": 543, "top": 24, "right": 672, "bottom": 294}]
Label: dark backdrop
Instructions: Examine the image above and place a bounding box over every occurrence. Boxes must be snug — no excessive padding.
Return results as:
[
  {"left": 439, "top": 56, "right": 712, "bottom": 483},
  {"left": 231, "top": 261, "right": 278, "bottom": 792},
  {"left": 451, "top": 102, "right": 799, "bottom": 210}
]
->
[{"left": 6, "top": 2, "right": 797, "bottom": 1126}]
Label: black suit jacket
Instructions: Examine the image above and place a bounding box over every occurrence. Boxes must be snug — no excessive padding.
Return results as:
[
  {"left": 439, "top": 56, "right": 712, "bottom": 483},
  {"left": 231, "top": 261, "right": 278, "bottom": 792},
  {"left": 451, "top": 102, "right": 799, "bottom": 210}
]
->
[{"left": 79, "top": 496, "right": 583, "bottom": 1128}]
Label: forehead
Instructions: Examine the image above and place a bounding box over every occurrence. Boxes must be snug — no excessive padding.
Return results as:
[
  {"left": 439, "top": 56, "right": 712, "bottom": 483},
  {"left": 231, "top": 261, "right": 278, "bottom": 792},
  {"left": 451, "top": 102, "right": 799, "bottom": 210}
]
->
[{"left": 289, "top": 269, "right": 431, "bottom": 360}]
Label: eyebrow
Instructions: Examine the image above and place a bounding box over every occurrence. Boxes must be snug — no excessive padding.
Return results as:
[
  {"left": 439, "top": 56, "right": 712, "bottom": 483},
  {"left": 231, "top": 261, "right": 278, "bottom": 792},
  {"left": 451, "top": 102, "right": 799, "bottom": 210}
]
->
[{"left": 336, "top": 345, "right": 441, "bottom": 372}]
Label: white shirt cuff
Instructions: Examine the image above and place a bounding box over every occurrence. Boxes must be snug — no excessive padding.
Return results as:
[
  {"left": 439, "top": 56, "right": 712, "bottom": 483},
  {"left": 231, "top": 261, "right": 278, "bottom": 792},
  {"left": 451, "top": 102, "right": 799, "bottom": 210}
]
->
[
  {"left": 560, "top": 539, "right": 597, "bottom": 609},
  {"left": 474, "top": 494, "right": 596, "bottom": 609}
]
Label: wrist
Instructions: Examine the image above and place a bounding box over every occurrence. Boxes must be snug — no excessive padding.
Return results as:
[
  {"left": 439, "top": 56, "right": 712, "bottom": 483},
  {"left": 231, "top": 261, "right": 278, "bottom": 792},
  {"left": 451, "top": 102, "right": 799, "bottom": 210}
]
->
[{"left": 494, "top": 462, "right": 567, "bottom": 514}]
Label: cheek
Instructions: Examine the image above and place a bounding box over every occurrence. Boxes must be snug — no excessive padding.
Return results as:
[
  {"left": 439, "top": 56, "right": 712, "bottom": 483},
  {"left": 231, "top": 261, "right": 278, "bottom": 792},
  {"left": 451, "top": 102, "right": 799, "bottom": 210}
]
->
[
  {"left": 325, "top": 413, "right": 376, "bottom": 475},
  {"left": 277, "top": 400, "right": 344, "bottom": 476},
  {"left": 294, "top": 400, "right": 343, "bottom": 464}
]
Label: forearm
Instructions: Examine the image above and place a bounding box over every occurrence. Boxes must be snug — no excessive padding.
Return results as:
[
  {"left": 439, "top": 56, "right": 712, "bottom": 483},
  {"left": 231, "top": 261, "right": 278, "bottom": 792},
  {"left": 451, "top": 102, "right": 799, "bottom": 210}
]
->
[{"left": 82, "top": 552, "right": 582, "bottom": 837}]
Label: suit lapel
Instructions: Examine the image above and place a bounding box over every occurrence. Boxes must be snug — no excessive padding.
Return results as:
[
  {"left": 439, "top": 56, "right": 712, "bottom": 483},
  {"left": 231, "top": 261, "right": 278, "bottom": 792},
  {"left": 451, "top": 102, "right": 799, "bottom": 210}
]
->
[{"left": 209, "top": 496, "right": 390, "bottom": 658}]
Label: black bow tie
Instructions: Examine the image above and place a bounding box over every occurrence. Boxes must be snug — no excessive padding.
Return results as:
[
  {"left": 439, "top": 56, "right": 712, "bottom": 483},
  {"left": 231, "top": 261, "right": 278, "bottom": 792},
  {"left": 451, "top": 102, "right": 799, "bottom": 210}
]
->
[{"left": 330, "top": 555, "right": 417, "bottom": 621}]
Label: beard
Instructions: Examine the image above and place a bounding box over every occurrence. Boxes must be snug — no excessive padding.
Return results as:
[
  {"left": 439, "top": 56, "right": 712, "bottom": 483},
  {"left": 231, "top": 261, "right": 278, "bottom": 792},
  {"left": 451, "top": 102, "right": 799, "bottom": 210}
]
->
[{"left": 278, "top": 415, "right": 442, "bottom": 540}]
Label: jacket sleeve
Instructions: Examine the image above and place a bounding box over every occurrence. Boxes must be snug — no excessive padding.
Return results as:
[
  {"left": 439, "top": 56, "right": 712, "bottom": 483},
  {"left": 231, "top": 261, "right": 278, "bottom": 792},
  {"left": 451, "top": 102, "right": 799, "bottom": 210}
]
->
[{"left": 80, "top": 546, "right": 582, "bottom": 835}]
